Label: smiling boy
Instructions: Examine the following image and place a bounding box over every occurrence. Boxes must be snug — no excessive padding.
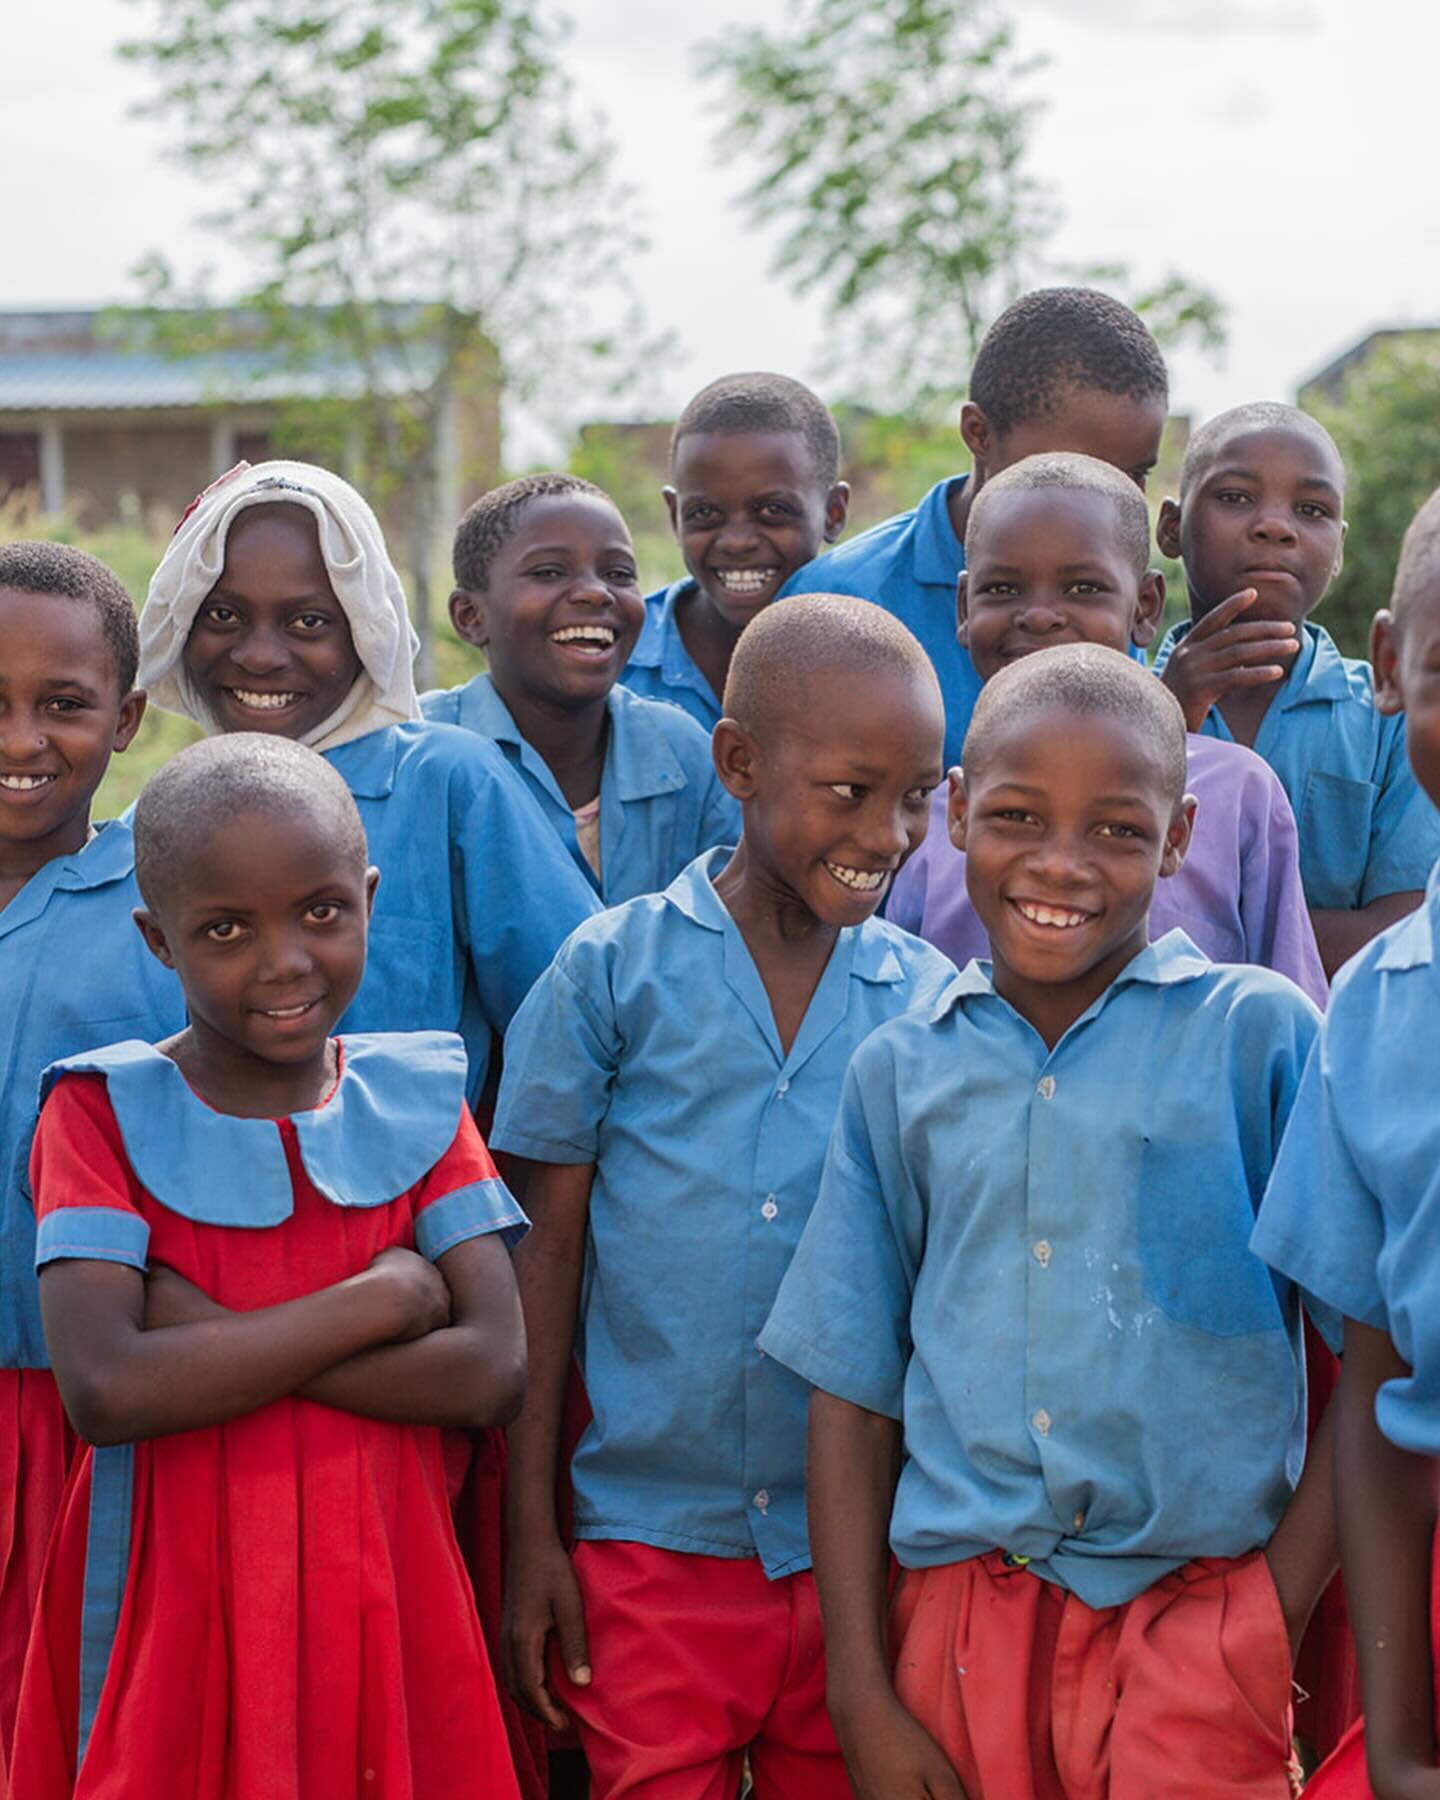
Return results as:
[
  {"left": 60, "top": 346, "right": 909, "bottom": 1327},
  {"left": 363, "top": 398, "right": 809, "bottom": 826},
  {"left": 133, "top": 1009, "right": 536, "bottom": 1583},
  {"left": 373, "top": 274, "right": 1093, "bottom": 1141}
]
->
[
  {"left": 492, "top": 596, "right": 953, "bottom": 1800},
  {"left": 763, "top": 646, "right": 1334, "bottom": 1800},
  {"left": 1156, "top": 402, "right": 1440, "bottom": 974}
]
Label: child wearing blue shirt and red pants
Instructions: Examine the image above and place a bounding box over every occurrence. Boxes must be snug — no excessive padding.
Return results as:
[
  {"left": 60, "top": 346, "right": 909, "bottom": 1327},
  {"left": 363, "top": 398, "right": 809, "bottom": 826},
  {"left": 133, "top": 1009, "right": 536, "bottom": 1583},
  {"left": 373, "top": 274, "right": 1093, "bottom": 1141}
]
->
[
  {"left": 493, "top": 596, "right": 955, "bottom": 1799},
  {"left": 763, "top": 645, "right": 1335, "bottom": 1800},
  {"left": 1252, "top": 487, "right": 1440, "bottom": 1800}
]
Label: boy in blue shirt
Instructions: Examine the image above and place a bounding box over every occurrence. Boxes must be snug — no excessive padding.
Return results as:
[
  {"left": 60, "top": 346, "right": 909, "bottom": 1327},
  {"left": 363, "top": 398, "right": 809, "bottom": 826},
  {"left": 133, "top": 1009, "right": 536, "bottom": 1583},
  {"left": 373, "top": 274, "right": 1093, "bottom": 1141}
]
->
[
  {"left": 783, "top": 287, "right": 1171, "bottom": 768},
  {"left": 1156, "top": 401, "right": 1440, "bottom": 976},
  {"left": 621, "top": 372, "right": 851, "bottom": 729},
  {"left": 1251, "top": 488, "right": 1440, "bottom": 1800},
  {"left": 492, "top": 596, "right": 955, "bottom": 1800},
  {"left": 0, "top": 543, "right": 185, "bottom": 1763},
  {"left": 763, "top": 646, "right": 1334, "bottom": 1800},
  {"left": 423, "top": 473, "right": 738, "bottom": 905}
]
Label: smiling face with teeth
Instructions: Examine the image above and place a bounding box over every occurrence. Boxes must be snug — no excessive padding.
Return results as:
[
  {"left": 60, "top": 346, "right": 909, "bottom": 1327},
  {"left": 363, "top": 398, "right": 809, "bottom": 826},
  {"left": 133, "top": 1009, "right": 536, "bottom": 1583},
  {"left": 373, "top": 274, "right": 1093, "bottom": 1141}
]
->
[
  {"left": 183, "top": 505, "right": 365, "bottom": 743},
  {"left": 953, "top": 704, "right": 1194, "bottom": 1042}
]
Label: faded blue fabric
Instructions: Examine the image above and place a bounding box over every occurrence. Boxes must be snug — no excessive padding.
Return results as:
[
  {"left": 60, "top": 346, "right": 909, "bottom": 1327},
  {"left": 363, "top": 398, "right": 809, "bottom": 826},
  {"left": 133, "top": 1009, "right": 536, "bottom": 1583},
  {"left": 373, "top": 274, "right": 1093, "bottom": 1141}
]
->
[
  {"left": 492, "top": 849, "right": 956, "bottom": 1578},
  {"left": 420, "top": 673, "right": 738, "bottom": 904},
  {"left": 619, "top": 579, "right": 723, "bottom": 731},
  {"left": 77, "top": 1443, "right": 134, "bottom": 1768},
  {"left": 762, "top": 935, "right": 1321, "bottom": 1609},
  {"left": 413, "top": 1178, "right": 527, "bottom": 1260},
  {"left": 35, "top": 1205, "right": 150, "bottom": 1271},
  {"left": 1155, "top": 620, "right": 1440, "bottom": 909},
  {"left": 0, "top": 821, "right": 184, "bottom": 1368}
]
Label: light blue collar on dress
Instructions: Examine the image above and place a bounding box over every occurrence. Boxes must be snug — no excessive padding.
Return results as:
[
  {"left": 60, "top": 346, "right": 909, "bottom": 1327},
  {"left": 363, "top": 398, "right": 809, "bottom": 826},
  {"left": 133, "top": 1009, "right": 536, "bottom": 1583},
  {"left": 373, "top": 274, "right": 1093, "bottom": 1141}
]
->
[{"left": 39, "top": 1032, "right": 468, "bottom": 1227}]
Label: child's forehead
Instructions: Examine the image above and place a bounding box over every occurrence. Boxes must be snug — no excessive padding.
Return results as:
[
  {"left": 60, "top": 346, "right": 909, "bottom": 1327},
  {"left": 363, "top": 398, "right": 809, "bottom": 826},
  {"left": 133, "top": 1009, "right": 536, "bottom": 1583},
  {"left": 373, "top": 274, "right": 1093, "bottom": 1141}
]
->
[
  {"left": 671, "top": 428, "right": 819, "bottom": 495},
  {"left": 972, "top": 485, "right": 1129, "bottom": 564},
  {"left": 506, "top": 490, "right": 631, "bottom": 551},
  {"left": 0, "top": 585, "right": 116, "bottom": 680},
  {"left": 1190, "top": 422, "right": 1344, "bottom": 495},
  {"left": 976, "top": 700, "right": 1166, "bottom": 786}
]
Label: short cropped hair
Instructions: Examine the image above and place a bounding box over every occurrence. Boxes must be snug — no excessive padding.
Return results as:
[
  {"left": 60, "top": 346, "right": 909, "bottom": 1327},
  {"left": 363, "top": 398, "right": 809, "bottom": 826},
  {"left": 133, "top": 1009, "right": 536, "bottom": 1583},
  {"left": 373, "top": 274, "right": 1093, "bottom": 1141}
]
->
[
  {"left": 969, "top": 289, "right": 1169, "bottom": 437},
  {"left": 966, "top": 452, "right": 1152, "bottom": 576},
  {"left": 0, "top": 540, "right": 139, "bottom": 692},
  {"left": 963, "top": 642, "right": 1187, "bottom": 805},
  {"left": 452, "top": 473, "right": 609, "bottom": 592},
  {"left": 134, "top": 732, "right": 368, "bottom": 912},
  {"left": 1179, "top": 402, "right": 1343, "bottom": 497},
  {"left": 723, "top": 592, "right": 939, "bottom": 743},
  {"left": 671, "top": 372, "right": 842, "bottom": 491},
  {"left": 1391, "top": 486, "right": 1440, "bottom": 628}
]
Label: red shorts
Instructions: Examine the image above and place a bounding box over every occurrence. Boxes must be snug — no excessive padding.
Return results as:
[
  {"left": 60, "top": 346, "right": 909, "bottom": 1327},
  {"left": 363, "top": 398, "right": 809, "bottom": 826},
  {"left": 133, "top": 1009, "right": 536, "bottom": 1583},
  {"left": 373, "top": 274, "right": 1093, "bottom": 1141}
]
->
[
  {"left": 891, "top": 1548, "right": 1300, "bottom": 1800},
  {"left": 1294, "top": 1320, "right": 1362, "bottom": 1759},
  {"left": 550, "top": 1540, "right": 850, "bottom": 1800}
]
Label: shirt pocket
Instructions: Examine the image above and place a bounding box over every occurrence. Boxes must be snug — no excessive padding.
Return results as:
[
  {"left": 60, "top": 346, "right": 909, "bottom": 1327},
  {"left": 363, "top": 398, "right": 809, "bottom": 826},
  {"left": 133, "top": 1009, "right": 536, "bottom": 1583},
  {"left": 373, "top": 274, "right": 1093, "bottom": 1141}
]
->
[
  {"left": 355, "top": 915, "right": 452, "bottom": 1030},
  {"left": 1298, "top": 771, "right": 1375, "bottom": 910},
  {"left": 1136, "top": 1136, "right": 1281, "bottom": 1338}
]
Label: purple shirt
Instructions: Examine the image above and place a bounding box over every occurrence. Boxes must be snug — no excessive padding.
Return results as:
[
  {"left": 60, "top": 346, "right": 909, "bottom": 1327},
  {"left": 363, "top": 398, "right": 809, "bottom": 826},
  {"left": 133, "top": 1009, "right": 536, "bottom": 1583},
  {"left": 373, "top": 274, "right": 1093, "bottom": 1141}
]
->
[{"left": 889, "top": 734, "right": 1329, "bottom": 1009}]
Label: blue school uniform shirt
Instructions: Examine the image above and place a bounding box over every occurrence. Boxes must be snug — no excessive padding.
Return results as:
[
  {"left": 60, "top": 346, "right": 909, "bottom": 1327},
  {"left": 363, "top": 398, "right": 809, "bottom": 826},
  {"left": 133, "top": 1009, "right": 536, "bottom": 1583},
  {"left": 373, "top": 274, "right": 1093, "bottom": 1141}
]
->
[
  {"left": 323, "top": 721, "right": 601, "bottom": 1103},
  {"left": 491, "top": 848, "right": 956, "bottom": 1577},
  {"left": 779, "top": 478, "right": 982, "bottom": 771},
  {"left": 619, "top": 579, "right": 723, "bottom": 731},
  {"left": 760, "top": 934, "right": 1321, "bottom": 1609},
  {"left": 419, "top": 673, "right": 739, "bottom": 905},
  {"left": 0, "top": 821, "right": 185, "bottom": 1369},
  {"left": 1155, "top": 619, "right": 1440, "bottom": 910},
  {"left": 1252, "top": 865, "right": 1440, "bottom": 1455}
]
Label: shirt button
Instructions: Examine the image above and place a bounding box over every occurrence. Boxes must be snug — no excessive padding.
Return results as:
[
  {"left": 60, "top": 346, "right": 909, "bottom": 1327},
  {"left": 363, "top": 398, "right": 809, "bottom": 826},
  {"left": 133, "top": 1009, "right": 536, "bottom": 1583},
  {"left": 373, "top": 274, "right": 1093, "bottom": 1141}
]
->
[
  {"left": 754, "top": 1489, "right": 770, "bottom": 1512},
  {"left": 1033, "top": 1239, "right": 1052, "bottom": 1267},
  {"left": 1073, "top": 1510, "right": 1086, "bottom": 1533},
  {"left": 1032, "top": 1409, "right": 1052, "bottom": 1437},
  {"left": 776, "top": 1079, "right": 789, "bottom": 1098},
  {"left": 1037, "top": 1075, "right": 1056, "bottom": 1100},
  {"left": 762, "top": 1196, "right": 779, "bottom": 1221}
]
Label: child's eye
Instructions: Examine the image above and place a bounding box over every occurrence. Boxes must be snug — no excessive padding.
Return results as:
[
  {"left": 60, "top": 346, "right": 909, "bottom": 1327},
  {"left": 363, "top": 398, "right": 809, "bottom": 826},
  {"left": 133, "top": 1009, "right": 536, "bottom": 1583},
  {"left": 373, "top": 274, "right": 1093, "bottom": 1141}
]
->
[
  {"left": 758, "top": 502, "right": 795, "bottom": 519},
  {"left": 292, "top": 611, "right": 335, "bottom": 631},
  {"left": 1064, "top": 582, "right": 1104, "bottom": 598},
  {"left": 905, "top": 784, "right": 936, "bottom": 805},
  {"left": 977, "top": 581, "right": 1019, "bottom": 598},
  {"left": 44, "top": 696, "right": 86, "bottom": 714},
  {"left": 306, "top": 902, "right": 342, "bottom": 924},
  {"left": 1214, "top": 490, "right": 1250, "bottom": 506},
  {"left": 829, "top": 783, "right": 865, "bottom": 800},
  {"left": 1095, "top": 822, "right": 1142, "bottom": 839},
  {"left": 203, "top": 603, "right": 240, "bottom": 625},
  {"left": 682, "top": 505, "right": 720, "bottom": 526},
  {"left": 204, "top": 920, "right": 243, "bottom": 942},
  {"left": 606, "top": 565, "right": 639, "bottom": 586},
  {"left": 994, "top": 808, "right": 1041, "bottom": 826},
  {"left": 1297, "top": 502, "right": 1332, "bottom": 520}
]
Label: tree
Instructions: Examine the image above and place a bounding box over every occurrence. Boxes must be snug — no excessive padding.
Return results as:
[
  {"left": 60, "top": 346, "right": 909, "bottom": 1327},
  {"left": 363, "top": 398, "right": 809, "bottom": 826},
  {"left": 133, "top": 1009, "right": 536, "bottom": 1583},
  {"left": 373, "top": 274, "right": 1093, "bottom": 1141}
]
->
[
  {"left": 1309, "top": 342, "right": 1440, "bottom": 657},
  {"left": 699, "top": 0, "right": 1224, "bottom": 408},
  {"left": 122, "top": 0, "right": 658, "bottom": 682}
]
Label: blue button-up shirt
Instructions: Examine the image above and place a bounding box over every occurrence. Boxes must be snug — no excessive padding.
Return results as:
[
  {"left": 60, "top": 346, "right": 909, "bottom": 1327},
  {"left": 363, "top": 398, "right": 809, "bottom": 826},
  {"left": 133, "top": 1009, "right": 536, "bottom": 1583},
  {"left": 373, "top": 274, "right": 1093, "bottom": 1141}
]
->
[
  {"left": 325, "top": 722, "right": 601, "bottom": 1103},
  {"left": 619, "top": 579, "right": 723, "bottom": 731},
  {"left": 1155, "top": 620, "right": 1440, "bottom": 909},
  {"left": 491, "top": 849, "right": 955, "bottom": 1576},
  {"left": 0, "top": 822, "right": 185, "bottom": 1368},
  {"left": 780, "top": 478, "right": 983, "bottom": 771},
  {"left": 1253, "top": 865, "right": 1440, "bottom": 1456},
  {"left": 420, "top": 674, "right": 738, "bottom": 906},
  {"left": 761, "top": 935, "right": 1320, "bottom": 1608}
]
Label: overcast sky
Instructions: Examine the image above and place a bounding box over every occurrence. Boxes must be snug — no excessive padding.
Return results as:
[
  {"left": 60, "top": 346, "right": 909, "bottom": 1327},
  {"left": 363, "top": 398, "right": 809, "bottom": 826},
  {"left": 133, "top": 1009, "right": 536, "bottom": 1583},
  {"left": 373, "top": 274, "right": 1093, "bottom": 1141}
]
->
[{"left": 5, "top": 0, "right": 1436, "bottom": 456}]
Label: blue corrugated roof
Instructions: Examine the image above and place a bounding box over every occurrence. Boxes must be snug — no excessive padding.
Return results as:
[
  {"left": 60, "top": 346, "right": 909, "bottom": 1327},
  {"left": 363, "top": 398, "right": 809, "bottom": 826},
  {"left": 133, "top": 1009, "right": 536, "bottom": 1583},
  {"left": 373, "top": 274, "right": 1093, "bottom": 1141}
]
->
[{"left": 0, "top": 349, "right": 438, "bottom": 412}]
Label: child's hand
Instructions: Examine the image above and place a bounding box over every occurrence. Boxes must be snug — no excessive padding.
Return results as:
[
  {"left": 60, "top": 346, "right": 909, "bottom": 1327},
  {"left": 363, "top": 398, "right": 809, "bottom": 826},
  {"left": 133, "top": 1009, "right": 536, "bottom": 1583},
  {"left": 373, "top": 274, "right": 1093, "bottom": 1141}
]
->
[
  {"left": 363, "top": 1247, "right": 452, "bottom": 1341},
  {"left": 830, "top": 1682, "right": 967, "bottom": 1799},
  {"left": 1371, "top": 1765, "right": 1440, "bottom": 1800},
  {"left": 144, "top": 1265, "right": 229, "bottom": 1330},
  {"left": 502, "top": 1535, "right": 590, "bottom": 1732},
  {"left": 1159, "top": 588, "right": 1300, "bottom": 731}
]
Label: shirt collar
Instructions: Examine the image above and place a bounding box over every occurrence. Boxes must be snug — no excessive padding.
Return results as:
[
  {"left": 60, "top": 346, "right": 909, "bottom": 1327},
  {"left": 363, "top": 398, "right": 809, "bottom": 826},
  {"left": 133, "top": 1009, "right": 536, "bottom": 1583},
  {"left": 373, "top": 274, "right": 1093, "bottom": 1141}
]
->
[
  {"left": 323, "top": 722, "right": 401, "bottom": 797},
  {"left": 1375, "top": 866, "right": 1440, "bottom": 972},
  {"left": 932, "top": 928, "right": 1212, "bottom": 1022},
  {"left": 53, "top": 818, "right": 138, "bottom": 892},
  {"left": 912, "top": 476, "right": 969, "bottom": 587}
]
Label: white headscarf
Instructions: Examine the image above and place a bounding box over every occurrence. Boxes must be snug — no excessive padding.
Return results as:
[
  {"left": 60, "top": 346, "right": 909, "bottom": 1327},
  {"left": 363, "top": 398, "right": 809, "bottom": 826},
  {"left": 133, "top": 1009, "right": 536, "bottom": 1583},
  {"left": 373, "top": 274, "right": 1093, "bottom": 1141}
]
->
[{"left": 137, "top": 460, "right": 422, "bottom": 753}]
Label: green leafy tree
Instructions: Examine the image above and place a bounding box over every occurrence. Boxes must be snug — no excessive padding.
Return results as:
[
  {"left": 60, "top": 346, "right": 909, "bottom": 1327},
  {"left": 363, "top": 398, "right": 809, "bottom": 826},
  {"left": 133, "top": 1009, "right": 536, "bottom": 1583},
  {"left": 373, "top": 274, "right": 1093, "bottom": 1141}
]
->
[
  {"left": 1309, "top": 341, "right": 1440, "bottom": 657},
  {"left": 699, "top": 0, "right": 1224, "bottom": 408},
  {"left": 122, "top": 0, "right": 659, "bottom": 681}
]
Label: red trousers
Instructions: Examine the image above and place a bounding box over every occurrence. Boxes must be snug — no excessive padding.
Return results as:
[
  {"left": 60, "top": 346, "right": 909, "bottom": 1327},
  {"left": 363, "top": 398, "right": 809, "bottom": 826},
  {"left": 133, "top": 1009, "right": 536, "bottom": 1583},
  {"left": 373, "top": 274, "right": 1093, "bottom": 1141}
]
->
[
  {"left": 551, "top": 1541, "right": 850, "bottom": 1800},
  {"left": 1294, "top": 1320, "right": 1362, "bottom": 1759},
  {"left": 891, "top": 1549, "right": 1301, "bottom": 1799}
]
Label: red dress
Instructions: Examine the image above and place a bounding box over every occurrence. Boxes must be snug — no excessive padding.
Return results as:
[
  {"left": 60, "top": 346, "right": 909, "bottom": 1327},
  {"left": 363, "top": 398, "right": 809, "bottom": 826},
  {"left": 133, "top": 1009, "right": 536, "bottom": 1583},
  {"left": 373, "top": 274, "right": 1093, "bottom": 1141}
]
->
[{"left": 10, "top": 1034, "right": 524, "bottom": 1800}]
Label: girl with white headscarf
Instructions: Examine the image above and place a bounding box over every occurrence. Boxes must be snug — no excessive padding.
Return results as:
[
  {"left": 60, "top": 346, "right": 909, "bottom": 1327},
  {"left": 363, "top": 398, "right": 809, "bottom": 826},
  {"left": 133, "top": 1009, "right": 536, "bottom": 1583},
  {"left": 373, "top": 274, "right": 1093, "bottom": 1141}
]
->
[{"left": 138, "top": 461, "right": 600, "bottom": 1107}]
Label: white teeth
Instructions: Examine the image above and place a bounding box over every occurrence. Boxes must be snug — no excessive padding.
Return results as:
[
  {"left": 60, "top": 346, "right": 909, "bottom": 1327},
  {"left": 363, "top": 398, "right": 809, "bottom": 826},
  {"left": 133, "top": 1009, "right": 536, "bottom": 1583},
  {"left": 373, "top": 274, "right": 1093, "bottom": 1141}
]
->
[
  {"left": 715, "top": 569, "right": 776, "bottom": 595},
  {"left": 262, "top": 1002, "right": 314, "bottom": 1019},
  {"left": 550, "top": 626, "right": 617, "bottom": 648},
  {"left": 1016, "top": 901, "right": 1090, "bottom": 929},
  {"left": 826, "top": 862, "right": 888, "bottom": 893},
  {"left": 232, "top": 689, "right": 301, "bottom": 710},
  {"left": 0, "top": 774, "right": 55, "bottom": 790}
]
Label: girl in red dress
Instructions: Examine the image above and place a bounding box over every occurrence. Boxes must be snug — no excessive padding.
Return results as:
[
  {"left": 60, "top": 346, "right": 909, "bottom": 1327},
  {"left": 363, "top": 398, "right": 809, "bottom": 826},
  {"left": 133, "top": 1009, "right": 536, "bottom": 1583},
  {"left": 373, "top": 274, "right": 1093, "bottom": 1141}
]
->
[{"left": 9, "top": 733, "right": 527, "bottom": 1800}]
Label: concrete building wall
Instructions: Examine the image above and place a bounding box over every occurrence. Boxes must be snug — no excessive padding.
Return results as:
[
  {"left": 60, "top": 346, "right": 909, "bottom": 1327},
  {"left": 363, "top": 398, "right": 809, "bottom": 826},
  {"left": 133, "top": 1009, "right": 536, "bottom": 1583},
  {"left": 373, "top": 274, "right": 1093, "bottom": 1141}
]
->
[{"left": 62, "top": 418, "right": 215, "bottom": 529}]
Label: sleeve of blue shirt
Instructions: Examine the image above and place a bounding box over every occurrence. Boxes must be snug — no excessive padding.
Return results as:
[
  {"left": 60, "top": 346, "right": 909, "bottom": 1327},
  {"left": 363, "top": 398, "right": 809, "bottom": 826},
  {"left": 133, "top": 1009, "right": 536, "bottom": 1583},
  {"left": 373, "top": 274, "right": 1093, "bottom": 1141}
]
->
[
  {"left": 758, "top": 1036, "right": 922, "bottom": 1419},
  {"left": 1250, "top": 1034, "right": 1388, "bottom": 1333},
  {"left": 490, "top": 930, "right": 619, "bottom": 1164},
  {"left": 1362, "top": 712, "right": 1440, "bottom": 903},
  {"left": 456, "top": 769, "right": 602, "bottom": 1037}
]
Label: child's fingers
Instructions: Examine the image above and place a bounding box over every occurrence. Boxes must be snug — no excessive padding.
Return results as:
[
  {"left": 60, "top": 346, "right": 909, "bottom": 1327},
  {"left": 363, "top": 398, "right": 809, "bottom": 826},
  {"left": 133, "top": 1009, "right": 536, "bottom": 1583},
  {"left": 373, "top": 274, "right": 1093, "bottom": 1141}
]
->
[
  {"left": 1187, "top": 587, "right": 1260, "bottom": 637},
  {"left": 1195, "top": 629, "right": 1302, "bottom": 669},
  {"left": 552, "top": 1579, "right": 592, "bottom": 1693}
]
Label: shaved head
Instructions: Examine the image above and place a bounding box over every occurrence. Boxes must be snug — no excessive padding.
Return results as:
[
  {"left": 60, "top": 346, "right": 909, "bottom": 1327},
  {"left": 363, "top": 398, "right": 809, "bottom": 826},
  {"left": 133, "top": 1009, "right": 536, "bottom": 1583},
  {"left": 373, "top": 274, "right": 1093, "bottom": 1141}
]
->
[
  {"left": 1180, "top": 402, "right": 1343, "bottom": 498},
  {"left": 967, "top": 451, "right": 1152, "bottom": 576}
]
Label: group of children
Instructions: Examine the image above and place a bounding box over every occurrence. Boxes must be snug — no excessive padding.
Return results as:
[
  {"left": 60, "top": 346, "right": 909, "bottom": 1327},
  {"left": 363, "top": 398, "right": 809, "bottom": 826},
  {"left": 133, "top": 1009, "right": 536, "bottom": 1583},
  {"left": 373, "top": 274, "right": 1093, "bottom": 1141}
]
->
[{"left": 1, "top": 283, "right": 1438, "bottom": 1800}]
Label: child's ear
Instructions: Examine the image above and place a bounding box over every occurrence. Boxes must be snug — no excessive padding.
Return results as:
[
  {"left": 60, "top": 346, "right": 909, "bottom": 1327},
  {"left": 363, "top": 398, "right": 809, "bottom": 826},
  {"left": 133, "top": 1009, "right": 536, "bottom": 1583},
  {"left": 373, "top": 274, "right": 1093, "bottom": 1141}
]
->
[
  {"left": 712, "top": 718, "right": 761, "bottom": 800},
  {"left": 132, "top": 907, "right": 176, "bottom": 969},
  {"left": 956, "top": 572, "right": 970, "bottom": 646},
  {"left": 946, "top": 767, "right": 970, "bottom": 851},
  {"left": 823, "top": 482, "right": 851, "bottom": 543},
  {"left": 1371, "top": 609, "right": 1405, "bottom": 716},
  {"left": 364, "top": 867, "right": 381, "bottom": 917},
  {"left": 1132, "top": 570, "right": 1166, "bottom": 650},
  {"left": 1159, "top": 795, "right": 1198, "bottom": 879},
  {"left": 959, "top": 401, "right": 993, "bottom": 475},
  {"left": 448, "top": 587, "right": 489, "bottom": 650},
  {"left": 663, "top": 486, "right": 680, "bottom": 538},
  {"left": 1332, "top": 516, "right": 1348, "bottom": 585},
  {"left": 113, "top": 690, "right": 148, "bottom": 753},
  {"left": 1155, "top": 498, "right": 1182, "bottom": 561}
]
